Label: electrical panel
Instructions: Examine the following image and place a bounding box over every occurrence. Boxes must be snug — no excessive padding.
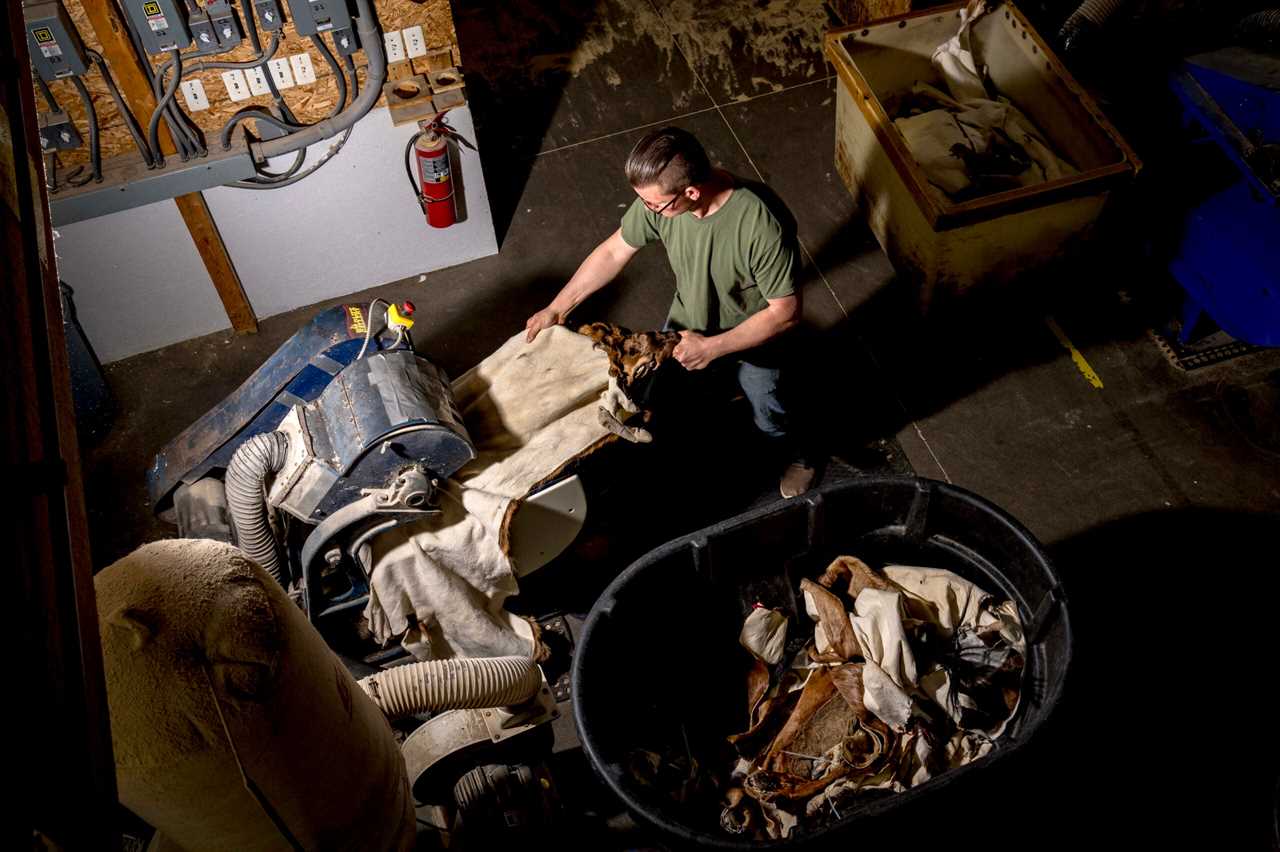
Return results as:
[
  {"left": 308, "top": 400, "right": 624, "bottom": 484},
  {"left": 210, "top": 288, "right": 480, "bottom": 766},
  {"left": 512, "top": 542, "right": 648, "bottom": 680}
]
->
[
  {"left": 123, "top": 0, "right": 192, "bottom": 54},
  {"left": 25, "top": 2, "right": 89, "bottom": 81},
  {"left": 285, "top": 0, "right": 352, "bottom": 36},
  {"left": 253, "top": 0, "right": 286, "bottom": 31}
]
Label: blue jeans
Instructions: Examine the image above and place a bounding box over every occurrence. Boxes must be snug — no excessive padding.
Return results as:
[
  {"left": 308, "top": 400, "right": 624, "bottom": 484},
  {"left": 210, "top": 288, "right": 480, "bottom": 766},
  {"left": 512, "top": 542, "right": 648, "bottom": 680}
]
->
[
  {"left": 736, "top": 359, "right": 789, "bottom": 443},
  {"left": 639, "top": 335, "right": 799, "bottom": 458}
]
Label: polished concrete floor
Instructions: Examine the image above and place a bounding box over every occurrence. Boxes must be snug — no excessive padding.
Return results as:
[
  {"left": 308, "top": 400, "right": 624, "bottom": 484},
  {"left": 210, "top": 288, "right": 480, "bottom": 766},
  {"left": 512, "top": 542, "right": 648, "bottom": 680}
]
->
[{"left": 84, "top": 0, "right": 1279, "bottom": 847}]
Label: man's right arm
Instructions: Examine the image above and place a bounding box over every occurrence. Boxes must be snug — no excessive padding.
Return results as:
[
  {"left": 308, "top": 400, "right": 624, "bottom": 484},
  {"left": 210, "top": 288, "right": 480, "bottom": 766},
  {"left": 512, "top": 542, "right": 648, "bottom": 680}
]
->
[{"left": 525, "top": 228, "right": 639, "bottom": 342}]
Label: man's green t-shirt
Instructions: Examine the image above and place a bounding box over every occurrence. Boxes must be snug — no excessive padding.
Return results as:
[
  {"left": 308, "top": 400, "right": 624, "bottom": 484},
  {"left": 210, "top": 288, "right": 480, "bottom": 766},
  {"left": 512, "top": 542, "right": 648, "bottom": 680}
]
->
[{"left": 619, "top": 185, "right": 797, "bottom": 333}]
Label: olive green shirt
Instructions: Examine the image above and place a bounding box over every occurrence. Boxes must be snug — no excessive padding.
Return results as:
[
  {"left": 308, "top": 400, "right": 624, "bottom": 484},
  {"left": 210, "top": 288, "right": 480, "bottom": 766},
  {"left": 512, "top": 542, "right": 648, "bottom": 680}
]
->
[{"left": 619, "top": 185, "right": 797, "bottom": 333}]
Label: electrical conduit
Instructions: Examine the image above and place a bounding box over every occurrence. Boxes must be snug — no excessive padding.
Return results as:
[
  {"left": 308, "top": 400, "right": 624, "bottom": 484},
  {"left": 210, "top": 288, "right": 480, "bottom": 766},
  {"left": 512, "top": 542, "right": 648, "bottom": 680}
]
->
[
  {"left": 225, "top": 431, "right": 289, "bottom": 584},
  {"left": 250, "top": 0, "right": 385, "bottom": 162},
  {"left": 358, "top": 656, "right": 542, "bottom": 720}
]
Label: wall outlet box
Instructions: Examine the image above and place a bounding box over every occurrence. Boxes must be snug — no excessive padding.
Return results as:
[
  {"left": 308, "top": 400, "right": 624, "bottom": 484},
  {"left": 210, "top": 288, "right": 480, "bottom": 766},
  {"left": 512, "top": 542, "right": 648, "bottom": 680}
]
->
[
  {"left": 383, "top": 30, "right": 406, "bottom": 63},
  {"left": 289, "top": 52, "right": 316, "bottom": 85},
  {"left": 268, "top": 57, "right": 295, "bottom": 88},
  {"left": 402, "top": 26, "right": 426, "bottom": 59},
  {"left": 221, "top": 69, "right": 250, "bottom": 101},
  {"left": 245, "top": 65, "right": 271, "bottom": 95},
  {"left": 180, "top": 78, "right": 209, "bottom": 110}
]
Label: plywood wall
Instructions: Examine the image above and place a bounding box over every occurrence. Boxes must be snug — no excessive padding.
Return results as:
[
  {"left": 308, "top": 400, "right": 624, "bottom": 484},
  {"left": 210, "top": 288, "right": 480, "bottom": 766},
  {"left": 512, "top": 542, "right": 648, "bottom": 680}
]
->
[{"left": 41, "top": 0, "right": 458, "bottom": 168}]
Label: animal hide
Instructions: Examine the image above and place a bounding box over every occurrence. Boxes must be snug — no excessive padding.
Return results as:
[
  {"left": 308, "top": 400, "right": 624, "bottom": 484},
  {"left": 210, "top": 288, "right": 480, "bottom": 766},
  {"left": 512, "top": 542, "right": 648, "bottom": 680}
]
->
[{"left": 579, "top": 322, "right": 680, "bottom": 443}]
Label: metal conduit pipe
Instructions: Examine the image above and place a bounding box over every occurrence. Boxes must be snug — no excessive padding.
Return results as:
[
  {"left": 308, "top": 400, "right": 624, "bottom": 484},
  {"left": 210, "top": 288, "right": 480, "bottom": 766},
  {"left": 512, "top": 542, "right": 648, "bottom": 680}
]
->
[
  {"left": 89, "top": 49, "right": 155, "bottom": 167},
  {"left": 224, "top": 431, "right": 290, "bottom": 584},
  {"left": 358, "top": 656, "right": 543, "bottom": 720},
  {"left": 251, "top": 0, "right": 385, "bottom": 162},
  {"left": 69, "top": 76, "right": 101, "bottom": 185}
]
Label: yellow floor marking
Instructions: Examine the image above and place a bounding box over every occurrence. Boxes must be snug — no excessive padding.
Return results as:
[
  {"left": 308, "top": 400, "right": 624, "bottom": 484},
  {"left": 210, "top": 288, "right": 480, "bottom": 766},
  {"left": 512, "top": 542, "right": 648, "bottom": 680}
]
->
[{"left": 1045, "top": 317, "right": 1104, "bottom": 389}]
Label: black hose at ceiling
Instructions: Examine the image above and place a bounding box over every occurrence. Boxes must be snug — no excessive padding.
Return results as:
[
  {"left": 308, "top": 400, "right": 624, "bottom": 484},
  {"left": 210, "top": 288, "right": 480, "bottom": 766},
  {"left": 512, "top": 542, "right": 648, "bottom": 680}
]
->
[{"left": 225, "top": 431, "right": 290, "bottom": 585}]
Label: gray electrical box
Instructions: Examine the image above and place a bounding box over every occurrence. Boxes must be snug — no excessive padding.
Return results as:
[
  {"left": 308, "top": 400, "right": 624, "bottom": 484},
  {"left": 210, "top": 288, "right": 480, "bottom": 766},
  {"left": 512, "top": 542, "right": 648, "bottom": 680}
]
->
[
  {"left": 285, "top": 0, "right": 351, "bottom": 36},
  {"left": 38, "top": 110, "right": 83, "bottom": 151},
  {"left": 189, "top": 12, "right": 218, "bottom": 53},
  {"left": 253, "top": 0, "right": 285, "bottom": 31},
  {"left": 331, "top": 26, "right": 359, "bottom": 56},
  {"left": 207, "top": 0, "right": 243, "bottom": 49},
  {"left": 25, "top": 2, "right": 89, "bottom": 81},
  {"left": 122, "top": 0, "right": 191, "bottom": 54}
]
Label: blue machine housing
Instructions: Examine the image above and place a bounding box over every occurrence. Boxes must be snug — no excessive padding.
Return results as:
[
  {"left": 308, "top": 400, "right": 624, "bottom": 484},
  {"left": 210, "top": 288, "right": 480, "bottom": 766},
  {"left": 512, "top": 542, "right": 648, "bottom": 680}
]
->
[
  {"left": 1167, "top": 48, "right": 1280, "bottom": 346},
  {"left": 147, "top": 304, "right": 473, "bottom": 518},
  {"left": 292, "top": 349, "right": 474, "bottom": 520}
]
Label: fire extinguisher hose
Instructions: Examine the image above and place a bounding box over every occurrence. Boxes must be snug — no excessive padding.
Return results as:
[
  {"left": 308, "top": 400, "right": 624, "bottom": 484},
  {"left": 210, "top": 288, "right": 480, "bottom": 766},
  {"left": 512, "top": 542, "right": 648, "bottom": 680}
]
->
[{"left": 404, "top": 129, "right": 429, "bottom": 213}]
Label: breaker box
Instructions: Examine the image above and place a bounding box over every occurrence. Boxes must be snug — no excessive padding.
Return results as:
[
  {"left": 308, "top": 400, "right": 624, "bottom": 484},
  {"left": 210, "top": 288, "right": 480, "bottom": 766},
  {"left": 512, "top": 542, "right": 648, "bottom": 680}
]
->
[
  {"left": 285, "top": 0, "right": 352, "bottom": 35},
  {"left": 122, "top": 0, "right": 192, "bottom": 54},
  {"left": 25, "top": 1, "right": 89, "bottom": 81}
]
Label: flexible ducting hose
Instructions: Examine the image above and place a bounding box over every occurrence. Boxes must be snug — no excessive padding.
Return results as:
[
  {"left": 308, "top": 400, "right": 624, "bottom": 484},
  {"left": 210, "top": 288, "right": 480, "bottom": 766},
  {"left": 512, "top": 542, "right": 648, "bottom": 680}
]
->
[
  {"left": 1058, "top": 0, "right": 1130, "bottom": 54},
  {"left": 358, "top": 656, "right": 542, "bottom": 720},
  {"left": 1235, "top": 9, "right": 1280, "bottom": 47},
  {"left": 225, "top": 431, "right": 290, "bottom": 584},
  {"left": 1068, "top": 0, "right": 1127, "bottom": 27}
]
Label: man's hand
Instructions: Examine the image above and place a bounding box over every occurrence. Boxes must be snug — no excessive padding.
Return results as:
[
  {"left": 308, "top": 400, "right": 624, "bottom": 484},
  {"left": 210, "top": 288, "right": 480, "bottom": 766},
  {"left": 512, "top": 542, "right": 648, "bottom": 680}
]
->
[
  {"left": 674, "top": 330, "right": 720, "bottom": 371},
  {"left": 525, "top": 307, "right": 565, "bottom": 343}
]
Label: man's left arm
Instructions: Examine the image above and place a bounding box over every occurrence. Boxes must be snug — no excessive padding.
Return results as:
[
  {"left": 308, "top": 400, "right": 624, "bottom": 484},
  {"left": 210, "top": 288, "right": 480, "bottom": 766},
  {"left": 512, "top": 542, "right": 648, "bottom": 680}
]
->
[{"left": 673, "top": 295, "right": 798, "bottom": 370}]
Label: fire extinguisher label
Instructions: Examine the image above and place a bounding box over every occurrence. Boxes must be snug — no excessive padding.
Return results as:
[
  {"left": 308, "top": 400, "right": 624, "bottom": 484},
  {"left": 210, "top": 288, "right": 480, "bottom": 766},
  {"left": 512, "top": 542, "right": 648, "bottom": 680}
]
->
[{"left": 420, "top": 155, "right": 450, "bottom": 184}]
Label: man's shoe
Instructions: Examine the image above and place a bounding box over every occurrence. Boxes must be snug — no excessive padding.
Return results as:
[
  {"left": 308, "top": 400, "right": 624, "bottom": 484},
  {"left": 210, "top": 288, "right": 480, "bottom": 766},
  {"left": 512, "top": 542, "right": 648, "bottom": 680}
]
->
[{"left": 779, "top": 461, "right": 816, "bottom": 498}]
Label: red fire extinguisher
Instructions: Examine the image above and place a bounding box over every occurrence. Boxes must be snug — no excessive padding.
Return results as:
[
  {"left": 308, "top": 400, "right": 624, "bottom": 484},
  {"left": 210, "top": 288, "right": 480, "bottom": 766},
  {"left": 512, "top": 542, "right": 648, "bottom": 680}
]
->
[{"left": 405, "top": 117, "right": 475, "bottom": 229}]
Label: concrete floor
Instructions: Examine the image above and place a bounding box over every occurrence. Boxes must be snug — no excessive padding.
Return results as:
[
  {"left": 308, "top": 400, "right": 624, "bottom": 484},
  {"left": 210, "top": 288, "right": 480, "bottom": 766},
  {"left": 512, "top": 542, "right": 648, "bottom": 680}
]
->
[{"left": 84, "top": 0, "right": 1279, "bottom": 847}]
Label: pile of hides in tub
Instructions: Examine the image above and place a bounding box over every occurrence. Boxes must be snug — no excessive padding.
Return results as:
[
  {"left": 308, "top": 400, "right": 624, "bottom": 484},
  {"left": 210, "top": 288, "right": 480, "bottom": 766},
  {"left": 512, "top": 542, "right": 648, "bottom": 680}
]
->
[
  {"left": 886, "top": 2, "right": 1074, "bottom": 202},
  {"left": 717, "top": 556, "right": 1025, "bottom": 840}
]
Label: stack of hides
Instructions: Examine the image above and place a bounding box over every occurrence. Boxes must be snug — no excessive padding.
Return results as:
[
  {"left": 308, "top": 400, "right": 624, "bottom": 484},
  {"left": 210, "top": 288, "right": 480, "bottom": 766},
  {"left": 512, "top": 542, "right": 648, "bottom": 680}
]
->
[
  {"left": 718, "top": 556, "right": 1025, "bottom": 840},
  {"left": 892, "top": 3, "right": 1074, "bottom": 201}
]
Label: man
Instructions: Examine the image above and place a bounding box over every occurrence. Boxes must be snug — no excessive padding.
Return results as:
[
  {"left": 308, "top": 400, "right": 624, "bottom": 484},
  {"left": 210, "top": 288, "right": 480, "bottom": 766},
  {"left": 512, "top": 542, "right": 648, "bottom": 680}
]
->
[{"left": 524, "top": 127, "right": 815, "bottom": 497}]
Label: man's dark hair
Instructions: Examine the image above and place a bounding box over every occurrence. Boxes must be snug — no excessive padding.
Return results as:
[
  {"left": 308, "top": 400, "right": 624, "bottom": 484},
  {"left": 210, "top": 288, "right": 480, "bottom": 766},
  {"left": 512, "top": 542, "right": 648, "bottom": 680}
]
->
[{"left": 624, "top": 128, "right": 712, "bottom": 193}]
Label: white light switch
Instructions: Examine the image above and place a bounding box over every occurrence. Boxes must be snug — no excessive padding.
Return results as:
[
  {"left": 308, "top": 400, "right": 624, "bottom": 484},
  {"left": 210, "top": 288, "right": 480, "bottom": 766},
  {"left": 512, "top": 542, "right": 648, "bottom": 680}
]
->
[
  {"left": 180, "top": 78, "right": 209, "bottom": 110},
  {"left": 402, "top": 26, "right": 426, "bottom": 59},
  {"left": 289, "top": 52, "right": 316, "bottom": 85},
  {"left": 384, "top": 30, "right": 406, "bottom": 63},
  {"left": 221, "top": 69, "right": 250, "bottom": 101},
  {"left": 245, "top": 65, "right": 270, "bottom": 95},
  {"left": 267, "top": 57, "right": 295, "bottom": 89}
]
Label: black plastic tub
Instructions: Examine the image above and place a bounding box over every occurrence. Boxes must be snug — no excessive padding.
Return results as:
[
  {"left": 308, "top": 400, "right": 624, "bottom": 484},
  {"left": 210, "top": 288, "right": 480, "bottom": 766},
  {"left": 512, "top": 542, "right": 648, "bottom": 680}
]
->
[{"left": 571, "top": 476, "right": 1072, "bottom": 849}]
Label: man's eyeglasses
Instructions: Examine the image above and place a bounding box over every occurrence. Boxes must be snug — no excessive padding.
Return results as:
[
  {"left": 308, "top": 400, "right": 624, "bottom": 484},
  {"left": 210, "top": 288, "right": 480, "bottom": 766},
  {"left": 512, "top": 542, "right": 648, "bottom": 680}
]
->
[{"left": 643, "top": 189, "right": 684, "bottom": 214}]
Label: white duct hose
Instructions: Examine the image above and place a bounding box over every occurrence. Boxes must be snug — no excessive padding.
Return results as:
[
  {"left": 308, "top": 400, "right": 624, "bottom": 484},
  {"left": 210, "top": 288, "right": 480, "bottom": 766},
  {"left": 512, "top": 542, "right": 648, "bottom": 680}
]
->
[
  {"left": 1071, "top": 0, "right": 1127, "bottom": 26},
  {"left": 359, "top": 655, "right": 542, "bottom": 720},
  {"left": 224, "top": 430, "right": 289, "bottom": 585},
  {"left": 96, "top": 540, "right": 415, "bottom": 852}
]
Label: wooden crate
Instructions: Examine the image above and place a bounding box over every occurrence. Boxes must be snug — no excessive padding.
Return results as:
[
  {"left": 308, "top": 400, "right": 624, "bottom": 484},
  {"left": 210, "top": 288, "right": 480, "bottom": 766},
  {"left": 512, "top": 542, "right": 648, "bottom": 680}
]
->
[{"left": 824, "top": 2, "right": 1140, "bottom": 307}]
